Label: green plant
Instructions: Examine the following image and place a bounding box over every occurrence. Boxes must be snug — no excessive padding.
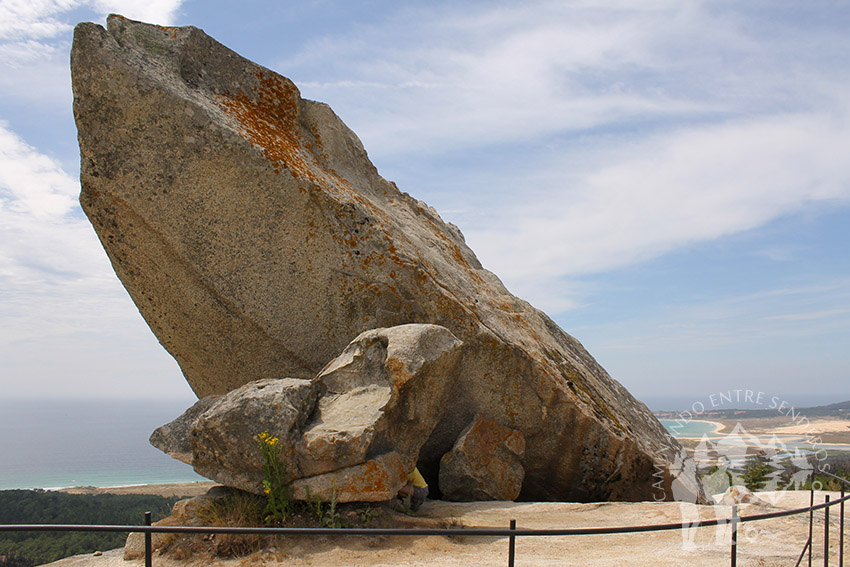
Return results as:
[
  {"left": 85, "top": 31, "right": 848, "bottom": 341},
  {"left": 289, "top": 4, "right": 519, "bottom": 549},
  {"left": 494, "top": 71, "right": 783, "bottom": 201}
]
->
[
  {"left": 801, "top": 471, "right": 850, "bottom": 491},
  {"left": 400, "top": 493, "right": 415, "bottom": 515},
  {"left": 196, "top": 491, "right": 264, "bottom": 527},
  {"left": 741, "top": 458, "right": 773, "bottom": 491},
  {"left": 257, "top": 430, "right": 293, "bottom": 525},
  {"left": 305, "top": 489, "right": 347, "bottom": 528},
  {"left": 355, "top": 505, "right": 379, "bottom": 525},
  {"left": 0, "top": 490, "right": 179, "bottom": 566}
]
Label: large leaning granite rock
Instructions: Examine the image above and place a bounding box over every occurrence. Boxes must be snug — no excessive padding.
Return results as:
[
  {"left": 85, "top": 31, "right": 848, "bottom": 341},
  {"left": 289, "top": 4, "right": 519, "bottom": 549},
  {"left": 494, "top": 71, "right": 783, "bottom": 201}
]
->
[
  {"left": 151, "top": 324, "right": 462, "bottom": 501},
  {"left": 72, "top": 15, "right": 704, "bottom": 503}
]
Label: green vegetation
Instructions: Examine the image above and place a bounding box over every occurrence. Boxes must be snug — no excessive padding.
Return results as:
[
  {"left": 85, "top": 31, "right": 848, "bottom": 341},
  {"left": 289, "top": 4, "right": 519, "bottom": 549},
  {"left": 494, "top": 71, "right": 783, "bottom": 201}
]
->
[
  {"left": 196, "top": 490, "right": 265, "bottom": 527},
  {"left": 305, "top": 490, "right": 346, "bottom": 528},
  {"left": 741, "top": 457, "right": 774, "bottom": 491},
  {"left": 0, "top": 489, "right": 179, "bottom": 566},
  {"left": 256, "top": 430, "right": 294, "bottom": 525},
  {"left": 804, "top": 470, "right": 850, "bottom": 491},
  {"left": 700, "top": 453, "right": 850, "bottom": 494}
]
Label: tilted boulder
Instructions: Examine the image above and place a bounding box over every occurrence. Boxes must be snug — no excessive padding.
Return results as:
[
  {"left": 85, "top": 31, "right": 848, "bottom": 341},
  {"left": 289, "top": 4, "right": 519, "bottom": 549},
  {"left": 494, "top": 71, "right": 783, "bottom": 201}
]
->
[
  {"left": 151, "top": 324, "right": 462, "bottom": 501},
  {"left": 298, "top": 324, "right": 463, "bottom": 478},
  {"left": 149, "top": 394, "right": 218, "bottom": 464},
  {"left": 439, "top": 414, "right": 526, "bottom": 501},
  {"left": 72, "top": 15, "right": 704, "bottom": 502},
  {"left": 190, "top": 377, "right": 319, "bottom": 492}
]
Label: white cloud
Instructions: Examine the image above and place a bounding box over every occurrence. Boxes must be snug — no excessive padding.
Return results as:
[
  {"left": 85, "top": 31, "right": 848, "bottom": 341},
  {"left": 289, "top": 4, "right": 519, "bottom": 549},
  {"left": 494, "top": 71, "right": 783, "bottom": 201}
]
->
[
  {"left": 0, "top": 0, "right": 184, "bottom": 101},
  {"left": 292, "top": 1, "right": 715, "bottom": 157},
  {"left": 0, "top": 122, "right": 130, "bottom": 340},
  {"left": 90, "top": 0, "right": 182, "bottom": 25},
  {"left": 0, "top": 122, "right": 77, "bottom": 217},
  {"left": 287, "top": 0, "right": 850, "bottom": 162},
  {"left": 461, "top": 112, "right": 850, "bottom": 313},
  {"left": 0, "top": 1, "right": 75, "bottom": 41},
  {"left": 471, "top": 112, "right": 850, "bottom": 280},
  {"left": 0, "top": 121, "right": 191, "bottom": 398}
]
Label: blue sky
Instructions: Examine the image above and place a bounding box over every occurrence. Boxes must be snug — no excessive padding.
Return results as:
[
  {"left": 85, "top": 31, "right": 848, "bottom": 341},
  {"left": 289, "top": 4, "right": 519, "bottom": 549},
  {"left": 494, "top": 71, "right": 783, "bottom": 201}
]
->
[{"left": 1, "top": 0, "right": 849, "bottom": 409}]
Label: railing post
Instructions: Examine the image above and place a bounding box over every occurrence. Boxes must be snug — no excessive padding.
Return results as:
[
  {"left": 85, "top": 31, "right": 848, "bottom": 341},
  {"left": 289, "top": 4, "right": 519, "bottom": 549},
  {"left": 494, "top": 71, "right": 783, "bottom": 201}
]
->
[
  {"left": 841, "top": 485, "right": 845, "bottom": 567},
  {"left": 508, "top": 519, "right": 516, "bottom": 567},
  {"left": 826, "top": 495, "right": 831, "bottom": 567},
  {"left": 145, "top": 511, "right": 152, "bottom": 567},
  {"left": 730, "top": 504, "right": 738, "bottom": 567},
  {"left": 811, "top": 476, "right": 816, "bottom": 567}
]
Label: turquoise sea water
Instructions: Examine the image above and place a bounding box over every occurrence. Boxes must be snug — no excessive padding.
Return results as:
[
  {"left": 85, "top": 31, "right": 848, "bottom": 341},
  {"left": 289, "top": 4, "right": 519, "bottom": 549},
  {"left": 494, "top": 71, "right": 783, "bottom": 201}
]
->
[
  {"left": 660, "top": 419, "right": 721, "bottom": 438},
  {"left": 0, "top": 399, "right": 206, "bottom": 490}
]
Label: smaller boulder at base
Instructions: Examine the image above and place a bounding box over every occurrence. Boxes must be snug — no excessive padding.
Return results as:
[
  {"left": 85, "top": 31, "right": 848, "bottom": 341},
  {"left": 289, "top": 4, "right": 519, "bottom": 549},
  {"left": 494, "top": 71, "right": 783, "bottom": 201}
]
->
[
  {"left": 290, "top": 452, "right": 408, "bottom": 502},
  {"left": 297, "top": 324, "right": 463, "bottom": 479},
  {"left": 151, "top": 324, "right": 462, "bottom": 502},
  {"left": 149, "top": 394, "right": 218, "bottom": 464},
  {"left": 439, "top": 414, "right": 526, "bottom": 501}
]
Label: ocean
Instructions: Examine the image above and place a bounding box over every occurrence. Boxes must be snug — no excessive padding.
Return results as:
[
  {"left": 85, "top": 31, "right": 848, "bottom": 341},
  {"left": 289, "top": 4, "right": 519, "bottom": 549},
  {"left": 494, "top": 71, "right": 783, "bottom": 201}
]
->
[
  {"left": 0, "top": 398, "right": 206, "bottom": 490},
  {"left": 659, "top": 419, "right": 720, "bottom": 438}
]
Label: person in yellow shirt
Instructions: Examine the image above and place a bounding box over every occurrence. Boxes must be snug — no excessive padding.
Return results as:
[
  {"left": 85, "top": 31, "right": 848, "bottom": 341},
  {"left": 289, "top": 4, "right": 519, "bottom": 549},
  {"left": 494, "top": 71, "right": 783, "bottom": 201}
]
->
[{"left": 396, "top": 467, "right": 428, "bottom": 512}]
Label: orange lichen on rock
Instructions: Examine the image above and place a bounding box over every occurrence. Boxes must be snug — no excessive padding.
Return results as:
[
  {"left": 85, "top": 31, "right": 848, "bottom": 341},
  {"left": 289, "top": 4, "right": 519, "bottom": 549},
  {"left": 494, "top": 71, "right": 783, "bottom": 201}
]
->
[
  {"left": 291, "top": 452, "right": 407, "bottom": 502},
  {"left": 439, "top": 415, "right": 526, "bottom": 501},
  {"left": 215, "top": 71, "right": 316, "bottom": 179},
  {"left": 215, "top": 69, "right": 386, "bottom": 222}
]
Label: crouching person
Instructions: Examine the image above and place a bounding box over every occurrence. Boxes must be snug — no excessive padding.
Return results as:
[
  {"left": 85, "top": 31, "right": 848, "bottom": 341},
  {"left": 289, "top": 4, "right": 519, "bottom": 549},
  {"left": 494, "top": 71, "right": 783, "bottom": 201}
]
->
[{"left": 395, "top": 467, "right": 428, "bottom": 512}]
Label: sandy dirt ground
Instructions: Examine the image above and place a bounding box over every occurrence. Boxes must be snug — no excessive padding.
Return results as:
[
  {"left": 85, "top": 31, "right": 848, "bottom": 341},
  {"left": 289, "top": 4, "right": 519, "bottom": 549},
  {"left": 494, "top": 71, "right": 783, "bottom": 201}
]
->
[
  {"left": 45, "top": 490, "right": 846, "bottom": 567},
  {"left": 59, "top": 482, "right": 217, "bottom": 499}
]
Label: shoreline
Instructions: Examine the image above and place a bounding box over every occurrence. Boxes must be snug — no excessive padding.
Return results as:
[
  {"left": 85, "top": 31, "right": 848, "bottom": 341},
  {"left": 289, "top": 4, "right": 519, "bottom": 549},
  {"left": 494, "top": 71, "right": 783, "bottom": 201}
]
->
[
  {"left": 58, "top": 481, "right": 216, "bottom": 498},
  {"left": 661, "top": 418, "right": 726, "bottom": 440},
  {"left": 665, "top": 416, "right": 850, "bottom": 446},
  {"left": 677, "top": 419, "right": 726, "bottom": 439}
]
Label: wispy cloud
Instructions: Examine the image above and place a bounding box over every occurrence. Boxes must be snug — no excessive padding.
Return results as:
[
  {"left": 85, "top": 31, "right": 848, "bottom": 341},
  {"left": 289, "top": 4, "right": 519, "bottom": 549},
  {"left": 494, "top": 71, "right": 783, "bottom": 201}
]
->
[
  {"left": 0, "top": 122, "right": 77, "bottom": 216},
  {"left": 762, "top": 308, "right": 850, "bottom": 323},
  {"left": 289, "top": 1, "right": 719, "bottom": 157},
  {"left": 274, "top": 1, "right": 850, "bottom": 314},
  {"left": 0, "top": 113, "right": 192, "bottom": 398},
  {"left": 582, "top": 278, "right": 850, "bottom": 354},
  {"left": 0, "top": 122, "right": 131, "bottom": 342},
  {"left": 471, "top": 113, "right": 850, "bottom": 284}
]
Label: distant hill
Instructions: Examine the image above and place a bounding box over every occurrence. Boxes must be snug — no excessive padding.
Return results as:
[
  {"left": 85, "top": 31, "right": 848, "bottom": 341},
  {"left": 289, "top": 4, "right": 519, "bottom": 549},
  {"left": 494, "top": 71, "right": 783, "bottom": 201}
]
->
[{"left": 655, "top": 399, "right": 850, "bottom": 420}]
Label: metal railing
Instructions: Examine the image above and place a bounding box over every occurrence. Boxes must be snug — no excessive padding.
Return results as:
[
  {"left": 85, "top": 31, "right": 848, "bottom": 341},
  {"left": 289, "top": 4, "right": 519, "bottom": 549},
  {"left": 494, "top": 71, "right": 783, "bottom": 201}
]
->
[{"left": 1, "top": 469, "right": 847, "bottom": 567}]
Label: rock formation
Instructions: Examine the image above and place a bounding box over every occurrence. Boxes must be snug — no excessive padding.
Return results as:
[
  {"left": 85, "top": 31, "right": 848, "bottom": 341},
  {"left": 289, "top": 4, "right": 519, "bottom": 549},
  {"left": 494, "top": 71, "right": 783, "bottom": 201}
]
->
[
  {"left": 152, "top": 324, "right": 462, "bottom": 501},
  {"left": 439, "top": 415, "right": 526, "bottom": 501},
  {"left": 72, "top": 15, "right": 704, "bottom": 502}
]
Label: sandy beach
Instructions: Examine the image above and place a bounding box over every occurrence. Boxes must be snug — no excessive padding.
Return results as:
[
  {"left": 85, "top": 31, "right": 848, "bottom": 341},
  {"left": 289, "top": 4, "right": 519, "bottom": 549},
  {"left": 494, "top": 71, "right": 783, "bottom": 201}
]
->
[
  {"left": 59, "top": 482, "right": 216, "bottom": 498},
  {"left": 770, "top": 418, "right": 850, "bottom": 436},
  {"left": 713, "top": 417, "right": 850, "bottom": 446}
]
